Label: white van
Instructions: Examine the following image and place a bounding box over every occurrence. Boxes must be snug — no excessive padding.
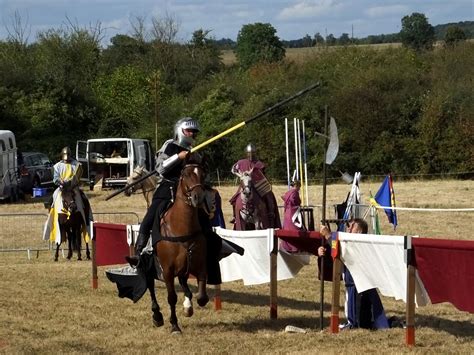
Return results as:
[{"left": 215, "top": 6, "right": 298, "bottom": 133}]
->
[
  {"left": 0, "top": 130, "right": 19, "bottom": 201},
  {"left": 76, "top": 138, "right": 154, "bottom": 190}
]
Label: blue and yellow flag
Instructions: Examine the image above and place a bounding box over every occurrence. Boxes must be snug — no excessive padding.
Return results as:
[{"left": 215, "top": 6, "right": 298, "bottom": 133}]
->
[{"left": 374, "top": 174, "right": 398, "bottom": 229}]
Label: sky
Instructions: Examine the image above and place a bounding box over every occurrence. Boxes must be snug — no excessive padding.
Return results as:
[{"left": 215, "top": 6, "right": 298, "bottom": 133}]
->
[{"left": 0, "top": 0, "right": 472, "bottom": 45}]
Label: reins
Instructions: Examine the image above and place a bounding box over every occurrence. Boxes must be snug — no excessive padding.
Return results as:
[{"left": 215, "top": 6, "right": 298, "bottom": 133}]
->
[{"left": 158, "top": 163, "right": 205, "bottom": 242}]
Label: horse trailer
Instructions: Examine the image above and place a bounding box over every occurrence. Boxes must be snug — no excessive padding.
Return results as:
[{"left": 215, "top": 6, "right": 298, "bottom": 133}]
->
[
  {"left": 0, "top": 130, "right": 19, "bottom": 201},
  {"left": 76, "top": 138, "right": 154, "bottom": 190}
]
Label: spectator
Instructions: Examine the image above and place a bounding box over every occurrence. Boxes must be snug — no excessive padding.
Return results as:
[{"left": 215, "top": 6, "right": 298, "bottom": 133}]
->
[{"left": 318, "top": 218, "right": 390, "bottom": 330}]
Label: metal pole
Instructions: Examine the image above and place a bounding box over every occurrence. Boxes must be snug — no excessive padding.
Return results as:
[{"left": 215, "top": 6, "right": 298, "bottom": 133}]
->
[
  {"left": 285, "top": 118, "right": 291, "bottom": 190},
  {"left": 294, "top": 118, "right": 299, "bottom": 180},
  {"left": 298, "top": 119, "right": 304, "bottom": 205},
  {"left": 320, "top": 105, "right": 329, "bottom": 331},
  {"left": 154, "top": 74, "right": 159, "bottom": 151},
  {"left": 303, "top": 120, "right": 309, "bottom": 207}
]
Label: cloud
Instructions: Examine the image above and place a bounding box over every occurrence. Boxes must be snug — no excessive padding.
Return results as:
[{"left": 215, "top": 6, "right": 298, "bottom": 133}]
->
[
  {"left": 365, "top": 5, "right": 410, "bottom": 18},
  {"left": 277, "top": 0, "right": 345, "bottom": 20}
]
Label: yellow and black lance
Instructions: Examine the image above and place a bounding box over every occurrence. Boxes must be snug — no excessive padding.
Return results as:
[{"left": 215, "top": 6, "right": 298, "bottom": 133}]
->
[{"left": 106, "top": 82, "right": 322, "bottom": 201}]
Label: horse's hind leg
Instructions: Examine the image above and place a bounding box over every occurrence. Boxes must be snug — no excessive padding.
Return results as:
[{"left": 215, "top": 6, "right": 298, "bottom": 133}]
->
[
  {"left": 76, "top": 228, "right": 82, "bottom": 261},
  {"left": 147, "top": 274, "right": 163, "bottom": 327},
  {"left": 196, "top": 278, "right": 209, "bottom": 307},
  {"left": 67, "top": 231, "right": 73, "bottom": 260},
  {"left": 178, "top": 275, "right": 193, "bottom": 317}
]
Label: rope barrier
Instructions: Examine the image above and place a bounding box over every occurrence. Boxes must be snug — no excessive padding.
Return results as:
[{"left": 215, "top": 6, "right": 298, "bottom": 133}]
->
[{"left": 372, "top": 205, "right": 474, "bottom": 212}]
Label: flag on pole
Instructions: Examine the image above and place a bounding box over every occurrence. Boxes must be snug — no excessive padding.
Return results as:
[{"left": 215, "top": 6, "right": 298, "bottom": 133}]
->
[
  {"left": 369, "top": 191, "right": 382, "bottom": 234},
  {"left": 373, "top": 175, "right": 398, "bottom": 229}
]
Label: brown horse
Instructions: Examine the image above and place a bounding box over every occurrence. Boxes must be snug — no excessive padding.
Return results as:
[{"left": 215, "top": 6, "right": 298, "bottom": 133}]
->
[
  {"left": 124, "top": 166, "right": 158, "bottom": 208},
  {"left": 146, "top": 162, "right": 209, "bottom": 334},
  {"left": 54, "top": 185, "right": 91, "bottom": 262}
]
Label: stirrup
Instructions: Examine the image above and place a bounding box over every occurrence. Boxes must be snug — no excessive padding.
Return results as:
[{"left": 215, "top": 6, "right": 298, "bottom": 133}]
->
[{"left": 125, "top": 255, "right": 140, "bottom": 267}]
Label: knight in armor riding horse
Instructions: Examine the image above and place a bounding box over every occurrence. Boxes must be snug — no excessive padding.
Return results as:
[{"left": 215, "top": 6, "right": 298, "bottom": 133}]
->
[
  {"left": 126, "top": 118, "right": 225, "bottom": 285},
  {"left": 230, "top": 143, "right": 281, "bottom": 230},
  {"left": 43, "top": 147, "right": 93, "bottom": 256}
]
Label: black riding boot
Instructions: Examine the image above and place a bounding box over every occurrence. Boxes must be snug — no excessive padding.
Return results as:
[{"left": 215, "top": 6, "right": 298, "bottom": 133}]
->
[{"left": 125, "top": 232, "right": 149, "bottom": 266}]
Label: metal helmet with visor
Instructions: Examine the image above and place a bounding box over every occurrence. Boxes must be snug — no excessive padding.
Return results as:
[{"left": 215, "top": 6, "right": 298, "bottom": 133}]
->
[
  {"left": 174, "top": 117, "right": 200, "bottom": 149},
  {"left": 246, "top": 143, "right": 256, "bottom": 161},
  {"left": 61, "top": 146, "right": 72, "bottom": 162}
]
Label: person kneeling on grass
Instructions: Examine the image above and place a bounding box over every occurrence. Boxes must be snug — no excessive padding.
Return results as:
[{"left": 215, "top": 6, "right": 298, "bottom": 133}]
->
[{"left": 318, "top": 219, "right": 404, "bottom": 330}]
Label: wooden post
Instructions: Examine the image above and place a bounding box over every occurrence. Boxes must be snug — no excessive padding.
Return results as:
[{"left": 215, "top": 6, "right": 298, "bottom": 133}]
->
[
  {"left": 330, "top": 256, "right": 342, "bottom": 333},
  {"left": 91, "top": 237, "right": 98, "bottom": 289},
  {"left": 406, "top": 264, "right": 416, "bottom": 346},
  {"left": 270, "top": 230, "right": 278, "bottom": 319},
  {"left": 214, "top": 285, "right": 222, "bottom": 311}
]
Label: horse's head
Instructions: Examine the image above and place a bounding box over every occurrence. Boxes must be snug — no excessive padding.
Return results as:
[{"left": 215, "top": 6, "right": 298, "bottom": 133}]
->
[
  {"left": 179, "top": 164, "right": 206, "bottom": 208},
  {"left": 124, "top": 166, "right": 145, "bottom": 196},
  {"left": 61, "top": 183, "right": 77, "bottom": 214},
  {"left": 236, "top": 168, "right": 254, "bottom": 204}
]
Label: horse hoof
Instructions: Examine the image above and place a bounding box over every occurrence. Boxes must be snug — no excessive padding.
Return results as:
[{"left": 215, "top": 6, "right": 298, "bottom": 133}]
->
[
  {"left": 171, "top": 327, "right": 182, "bottom": 335},
  {"left": 183, "top": 307, "right": 193, "bottom": 317},
  {"left": 197, "top": 296, "right": 209, "bottom": 307},
  {"left": 153, "top": 312, "right": 164, "bottom": 327}
]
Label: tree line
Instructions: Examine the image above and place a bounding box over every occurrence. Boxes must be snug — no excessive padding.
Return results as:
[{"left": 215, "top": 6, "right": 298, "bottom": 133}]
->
[
  {"left": 0, "top": 13, "right": 472, "bottom": 182},
  {"left": 215, "top": 20, "right": 473, "bottom": 49}
]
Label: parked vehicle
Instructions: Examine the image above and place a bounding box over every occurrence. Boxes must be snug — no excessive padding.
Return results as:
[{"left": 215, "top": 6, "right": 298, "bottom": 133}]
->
[
  {"left": 0, "top": 130, "right": 19, "bottom": 201},
  {"left": 76, "top": 138, "right": 154, "bottom": 190},
  {"left": 18, "top": 152, "right": 54, "bottom": 194}
]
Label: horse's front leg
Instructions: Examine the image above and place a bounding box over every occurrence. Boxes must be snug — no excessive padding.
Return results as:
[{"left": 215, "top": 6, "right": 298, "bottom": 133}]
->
[
  {"left": 54, "top": 242, "right": 60, "bottom": 262},
  {"left": 178, "top": 275, "right": 193, "bottom": 317},
  {"left": 164, "top": 273, "right": 181, "bottom": 334},
  {"left": 147, "top": 273, "right": 163, "bottom": 327},
  {"left": 85, "top": 241, "right": 91, "bottom": 260}
]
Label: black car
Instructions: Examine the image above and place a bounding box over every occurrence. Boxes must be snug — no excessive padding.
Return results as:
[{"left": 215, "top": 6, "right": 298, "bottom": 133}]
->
[{"left": 19, "top": 152, "right": 55, "bottom": 194}]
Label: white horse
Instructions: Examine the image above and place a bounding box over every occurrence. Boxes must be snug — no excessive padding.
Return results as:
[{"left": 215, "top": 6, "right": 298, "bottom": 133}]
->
[{"left": 124, "top": 166, "right": 158, "bottom": 208}]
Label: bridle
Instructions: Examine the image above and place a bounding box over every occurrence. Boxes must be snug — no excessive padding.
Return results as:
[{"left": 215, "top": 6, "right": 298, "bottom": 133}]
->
[
  {"left": 179, "top": 164, "right": 205, "bottom": 206},
  {"left": 60, "top": 186, "right": 77, "bottom": 217}
]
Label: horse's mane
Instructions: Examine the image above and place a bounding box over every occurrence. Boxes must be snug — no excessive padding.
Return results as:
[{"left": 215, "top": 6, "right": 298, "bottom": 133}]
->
[{"left": 186, "top": 152, "right": 202, "bottom": 166}]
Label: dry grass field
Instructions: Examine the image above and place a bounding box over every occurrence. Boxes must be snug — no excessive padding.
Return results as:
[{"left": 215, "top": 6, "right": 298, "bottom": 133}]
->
[
  {"left": 0, "top": 179, "right": 473, "bottom": 353},
  {"left": 220, "top": 43, "right": 403, "bottom": 66}
]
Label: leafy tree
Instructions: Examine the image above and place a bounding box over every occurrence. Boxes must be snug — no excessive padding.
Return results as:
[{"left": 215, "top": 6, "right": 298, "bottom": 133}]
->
[
  {"left": 400, "top": 12, "right": 435, "bottom": 51},
  {"left": 444, "top": 26, "right": 467, "bottom": 46},
  {"left": 93, "top": 65, "right": 150, "bottom": 137},
  {"left": 302, "top": 34, "right": 313, "bottom": 47},
  {"left": 235, "top": 23, "right": 285, "bottom": 69},
  {"left": 326, "top": 34, "right": 336, "bottom": 46},
  {"left": 101, "top": 34, "right": 150, "bottom": 72},
  {"left": 313, "top": 32, "right": 325, "bottom": 46},
  {"left": 338, "top": 33, "right": 351, "bottom": 45},
  {"left": 191, "top": 85, "right": 237, "bottom": 180}
]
